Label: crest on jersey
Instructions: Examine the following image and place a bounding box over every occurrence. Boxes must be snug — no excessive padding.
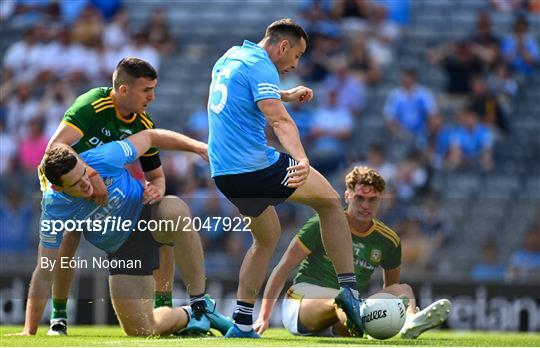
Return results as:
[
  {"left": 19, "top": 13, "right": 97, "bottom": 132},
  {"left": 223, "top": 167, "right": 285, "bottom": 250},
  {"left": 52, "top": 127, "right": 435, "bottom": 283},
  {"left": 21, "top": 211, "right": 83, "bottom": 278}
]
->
[
  {"left": 104, "top": 177, "right": 114, "bottom": 187},
  {"left": 370, "top": 249, "right": 381, "bottom": 263}
]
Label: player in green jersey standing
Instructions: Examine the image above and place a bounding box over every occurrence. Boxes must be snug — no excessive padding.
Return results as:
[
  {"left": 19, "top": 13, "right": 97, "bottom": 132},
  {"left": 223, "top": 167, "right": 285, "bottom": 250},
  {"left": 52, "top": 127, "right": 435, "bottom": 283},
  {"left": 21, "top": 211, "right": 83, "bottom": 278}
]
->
[
  {"left": 37, "top": 57, "right": 230, "bottom": 336},
  {"left": 255, "top": 167, "right": 451, "bottom": 338}
]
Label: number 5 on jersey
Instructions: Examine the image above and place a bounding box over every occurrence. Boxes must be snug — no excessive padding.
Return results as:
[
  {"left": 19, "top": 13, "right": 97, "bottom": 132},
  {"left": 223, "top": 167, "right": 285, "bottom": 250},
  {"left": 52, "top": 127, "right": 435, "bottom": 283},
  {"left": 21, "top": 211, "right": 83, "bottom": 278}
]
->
[{"left": 209, "top": 68, "right": 231, "bottom": 114}]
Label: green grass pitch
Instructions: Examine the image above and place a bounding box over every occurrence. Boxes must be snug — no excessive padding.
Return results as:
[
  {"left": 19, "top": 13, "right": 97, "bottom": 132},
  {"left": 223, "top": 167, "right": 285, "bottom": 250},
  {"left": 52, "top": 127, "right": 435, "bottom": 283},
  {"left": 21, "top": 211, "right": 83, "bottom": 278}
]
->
[{"left": 1, "top": 326, "right": 540, "bottom": 347}]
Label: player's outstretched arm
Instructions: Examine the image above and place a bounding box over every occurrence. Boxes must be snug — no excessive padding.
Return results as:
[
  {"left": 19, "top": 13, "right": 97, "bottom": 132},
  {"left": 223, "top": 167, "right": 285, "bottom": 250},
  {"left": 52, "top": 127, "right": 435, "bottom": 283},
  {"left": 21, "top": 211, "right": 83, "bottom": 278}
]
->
[
  {"left": 8, "top": 245, "right": 60, "bottom": 335},
  {"left": 254, "top": 238, "right": 309, "bottom": 335},
  {"left": 127, "top": 129, "right": 208, "bottom": 161}
]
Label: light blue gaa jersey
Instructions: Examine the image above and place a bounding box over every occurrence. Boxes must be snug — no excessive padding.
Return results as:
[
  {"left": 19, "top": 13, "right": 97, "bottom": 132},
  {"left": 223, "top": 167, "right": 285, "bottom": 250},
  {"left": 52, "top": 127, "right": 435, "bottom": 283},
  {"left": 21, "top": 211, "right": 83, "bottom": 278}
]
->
[
  {"left": 208, "top": 40, "right": 281, "bottom": 177},
  {"left": 39, "top": 140, "right": 144, "bottom": 254}
]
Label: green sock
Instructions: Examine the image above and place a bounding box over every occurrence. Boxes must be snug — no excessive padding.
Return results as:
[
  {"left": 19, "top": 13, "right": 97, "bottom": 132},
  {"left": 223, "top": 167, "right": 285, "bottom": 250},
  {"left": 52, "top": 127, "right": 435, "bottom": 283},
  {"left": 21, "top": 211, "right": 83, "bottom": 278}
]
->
[
  {"left": 154, "top": 291, "right": 172, "bottom": 308},
  {"left": 51, "top": 299, "right": 68, "bottom": 320}
]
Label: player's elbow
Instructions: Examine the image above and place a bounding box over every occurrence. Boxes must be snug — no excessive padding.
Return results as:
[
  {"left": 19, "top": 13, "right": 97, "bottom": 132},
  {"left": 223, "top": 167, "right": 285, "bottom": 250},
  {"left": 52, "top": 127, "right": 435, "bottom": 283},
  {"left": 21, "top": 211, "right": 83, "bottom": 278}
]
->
[{"left": 270, "top": 116, "right": 294, "bottom": 133}]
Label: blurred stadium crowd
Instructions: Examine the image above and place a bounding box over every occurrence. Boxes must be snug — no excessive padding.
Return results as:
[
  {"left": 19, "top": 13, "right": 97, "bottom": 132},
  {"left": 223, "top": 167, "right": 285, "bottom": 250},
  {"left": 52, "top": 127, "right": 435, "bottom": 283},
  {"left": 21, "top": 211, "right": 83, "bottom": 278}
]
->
[{"left": 1, "top": 0, "right": 539, "bottom": 285}]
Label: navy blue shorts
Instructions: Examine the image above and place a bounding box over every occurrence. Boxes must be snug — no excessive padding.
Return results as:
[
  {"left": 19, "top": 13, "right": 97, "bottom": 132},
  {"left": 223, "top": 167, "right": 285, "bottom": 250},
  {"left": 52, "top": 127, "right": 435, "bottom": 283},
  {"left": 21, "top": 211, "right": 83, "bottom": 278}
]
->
[
  {"left": 107, "top": 206, "right": 160, "bottom": 276},
  {"left": 214, "top": 153, "right": 298, "bottom": 217}
]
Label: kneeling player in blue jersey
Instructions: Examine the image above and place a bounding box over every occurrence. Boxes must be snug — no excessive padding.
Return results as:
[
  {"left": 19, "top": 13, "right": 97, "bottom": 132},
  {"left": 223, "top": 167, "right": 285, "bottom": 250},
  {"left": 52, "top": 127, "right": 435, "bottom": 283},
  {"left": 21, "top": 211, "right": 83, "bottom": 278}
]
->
[
  {"left": 255, "top": 167, "right": 451, "bottom": 338},
  {"left": 18, "top": 129, "right": 232, "bottom": 336}
]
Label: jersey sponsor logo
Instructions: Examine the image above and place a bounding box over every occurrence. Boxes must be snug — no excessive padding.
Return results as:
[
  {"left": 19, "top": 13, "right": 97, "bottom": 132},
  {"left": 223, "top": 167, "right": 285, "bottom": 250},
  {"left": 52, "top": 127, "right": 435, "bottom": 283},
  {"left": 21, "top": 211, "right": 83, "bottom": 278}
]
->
[
  {"left": 370, "top": 249, "right": 382, "bottom": 263},
  {"left": 88, "top": 136, "right": 105, "bottom": 147},
  {"left": 355, "top": 258, "right": 375, "bottom": 270},
  {"left": 83, "top": 187, "right": 126, "bottom": 221},
  {"left": 119, "top": 129, "right": 133, "bottom": 140}
]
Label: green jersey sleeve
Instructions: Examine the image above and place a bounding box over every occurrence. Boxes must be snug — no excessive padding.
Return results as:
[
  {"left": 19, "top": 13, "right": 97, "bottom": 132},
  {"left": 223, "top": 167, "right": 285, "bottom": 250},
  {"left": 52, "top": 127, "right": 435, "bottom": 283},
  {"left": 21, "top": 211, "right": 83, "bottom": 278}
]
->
[
  {"left": 62, "top": 102, "right": 95, "bottom": 137},
  {"left": 296, "top": 215, "right": 322, "bottom": 254},
  {"left": 381, "top": 241, "right": 401, "bottom": 270}
]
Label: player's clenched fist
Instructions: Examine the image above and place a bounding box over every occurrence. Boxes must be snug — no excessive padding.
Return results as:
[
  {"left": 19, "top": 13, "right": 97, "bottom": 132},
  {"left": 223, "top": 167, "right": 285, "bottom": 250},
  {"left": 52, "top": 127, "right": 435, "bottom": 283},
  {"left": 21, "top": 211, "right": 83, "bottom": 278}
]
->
[
  {"left": 89, "top": 167, "right": 108, "bottom": 206},
  {"left": 195, "top": 142, "right": 209, "bottom": 162},
  {"left": 143, "top": 182, "right": 164, "bottom": 205},
  {"left": 281, "top": 86, "right": 314, "bottom": 103},
  {"left": 286, "top": 158, "right": 310, "bottom": 188}
]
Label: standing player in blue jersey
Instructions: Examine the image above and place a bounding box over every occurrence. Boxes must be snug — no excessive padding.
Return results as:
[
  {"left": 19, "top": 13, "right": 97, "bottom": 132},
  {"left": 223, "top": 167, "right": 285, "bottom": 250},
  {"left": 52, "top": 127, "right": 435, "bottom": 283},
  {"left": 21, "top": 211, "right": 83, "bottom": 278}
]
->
[
  {"left": 14, "top": 129, "right": 232, "bottom": 336},
  {"left": 208, "top": 18, "right": 364, "bottom": 338}
]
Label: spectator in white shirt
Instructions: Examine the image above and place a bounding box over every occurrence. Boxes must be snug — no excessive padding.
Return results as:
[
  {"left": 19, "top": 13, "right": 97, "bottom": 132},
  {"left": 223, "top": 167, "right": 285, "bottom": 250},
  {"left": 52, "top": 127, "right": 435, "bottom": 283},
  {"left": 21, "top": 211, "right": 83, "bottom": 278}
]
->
[
  {"left": 5, "top": 80, "right": 39, "bottom": 140},
  {"left": 2, "top": 26, "right": 42, "bottom": 84},
  {"left": 117, "top": 31, "right": 161, "bottom": 72},
  {"left": 309, "top": 89, "right": 354, "bottom": 175}
]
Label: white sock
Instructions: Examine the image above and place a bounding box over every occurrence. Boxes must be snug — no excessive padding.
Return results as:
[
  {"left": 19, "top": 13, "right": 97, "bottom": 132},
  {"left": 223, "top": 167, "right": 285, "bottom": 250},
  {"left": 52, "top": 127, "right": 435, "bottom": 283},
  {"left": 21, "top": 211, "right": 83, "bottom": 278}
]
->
[
  {"left": 236, "top": 323, "right": 253, "bottom": 332},
  {"left": 182, "top": 305, "right": 193, "bottom": 318}
]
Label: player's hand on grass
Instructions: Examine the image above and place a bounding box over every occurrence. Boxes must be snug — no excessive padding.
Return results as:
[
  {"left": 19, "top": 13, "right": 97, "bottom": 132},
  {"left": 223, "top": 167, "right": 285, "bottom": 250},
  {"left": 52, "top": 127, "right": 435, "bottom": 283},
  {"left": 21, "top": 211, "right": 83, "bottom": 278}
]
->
[
  {"left": 286, "top": 158, "right": 310, "bottom": 188},
  {"left": 143, "top": 182, "right": 164, "bottom": 205},
  {"left": 89, "top": 169, "right": 108, "bottom": 206},
  {"left": 5, "top": 331, "right": 33, "bottom": 336},
  {"left": 282, "top": 86, "right": 313, "bottom": 103},
  {"left": 254, "top": 317, "right": 269, "bottom": 335}
]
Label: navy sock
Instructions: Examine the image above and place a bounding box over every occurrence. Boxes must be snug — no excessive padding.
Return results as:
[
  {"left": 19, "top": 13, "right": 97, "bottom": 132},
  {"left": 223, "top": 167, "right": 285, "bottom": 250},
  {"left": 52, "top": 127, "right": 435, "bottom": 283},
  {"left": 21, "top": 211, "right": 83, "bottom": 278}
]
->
[
  {"left": 189, "top": 293, "right": 206, "bottom": 318},
  {"left": 232, "top": 300, "right": 254, "bottom": 332},
  {"left": 338, "top": 273, "right": 360, "bottom": 299}
]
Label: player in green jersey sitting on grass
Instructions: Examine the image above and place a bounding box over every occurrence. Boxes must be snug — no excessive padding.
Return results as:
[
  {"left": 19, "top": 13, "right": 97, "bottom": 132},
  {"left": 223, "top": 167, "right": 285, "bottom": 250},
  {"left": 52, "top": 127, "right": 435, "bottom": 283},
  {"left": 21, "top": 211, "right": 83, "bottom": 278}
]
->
[{"left": 255, "top": 166, "right": 451, "bottom": 338}]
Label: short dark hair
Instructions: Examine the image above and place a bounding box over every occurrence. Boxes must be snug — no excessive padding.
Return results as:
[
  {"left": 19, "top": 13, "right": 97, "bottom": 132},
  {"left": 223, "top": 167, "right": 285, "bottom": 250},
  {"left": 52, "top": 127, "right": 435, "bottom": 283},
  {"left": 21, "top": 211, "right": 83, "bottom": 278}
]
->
[
  {"left": 264, "top": 18, "right": 308, "bottom": 47},
  {"left": 113, "top": 57, "right": 158, "bottom": 90},
  {"left": 42, "top": 145, "right": 78, "bottom": 186}
]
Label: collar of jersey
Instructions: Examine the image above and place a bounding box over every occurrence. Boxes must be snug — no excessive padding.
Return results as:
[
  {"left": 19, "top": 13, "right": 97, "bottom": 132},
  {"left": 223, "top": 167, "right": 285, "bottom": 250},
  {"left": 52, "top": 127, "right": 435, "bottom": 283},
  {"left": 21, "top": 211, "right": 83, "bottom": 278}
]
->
[
  {"left": 243, "top": 40, "right": 266, "bottom": 54},
  {"left": 109, "top": 90, "right": 137, "bottom": 124},
  {"left": 53, "top": 190, "right": 74, "bottom": 203},
  {"left": 350, "top": 219, "right": 377, "bottom": 238}
]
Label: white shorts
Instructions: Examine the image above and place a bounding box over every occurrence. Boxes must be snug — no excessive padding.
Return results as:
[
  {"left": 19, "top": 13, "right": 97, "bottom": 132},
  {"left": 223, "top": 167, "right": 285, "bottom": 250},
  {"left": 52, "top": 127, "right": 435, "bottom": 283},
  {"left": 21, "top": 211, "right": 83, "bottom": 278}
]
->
[{"left": 280, "top": 282, "right": 339, "bottom": 336}]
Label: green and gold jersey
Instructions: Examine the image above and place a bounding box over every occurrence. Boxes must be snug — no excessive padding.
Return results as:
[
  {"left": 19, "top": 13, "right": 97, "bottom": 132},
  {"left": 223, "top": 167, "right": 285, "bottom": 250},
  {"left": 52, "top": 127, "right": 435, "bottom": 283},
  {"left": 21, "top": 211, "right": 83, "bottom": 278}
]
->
[
  {"left": 38, "top": 87, "right": 161, "bottom": 191},
  {"left": 62, "top": 87, "right": 160, "bottom": 169},
  {"left": 293, "top": 215, "right": 401, "bottom": 292}
]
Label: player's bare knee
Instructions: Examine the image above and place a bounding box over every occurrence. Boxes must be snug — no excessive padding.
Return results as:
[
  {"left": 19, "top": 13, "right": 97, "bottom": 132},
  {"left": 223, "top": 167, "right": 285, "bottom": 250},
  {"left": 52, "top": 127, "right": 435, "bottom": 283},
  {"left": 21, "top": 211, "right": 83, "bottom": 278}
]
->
[
  {"left": 151, "top": 196, "right": 190, "bottom": 243},
  {"left": 252, "top": 231, "right": 280, "bottom": 251},
  {"left": 154, "top": 196, "right": 190, "bottom": 221},
  {"left": 122, "top": 325, "right": 153, "bottom": 337},
  {"left": 33, "top": 264, "right": 54, "bottom": 284},
  {"left": 311, "top": 189, "right": 342, "bottom": 212},
  {"left": 399, "top": 283, "right": 414, "bottom": 297},
  {"left": 119, "top": 314, "right": 156, "bottom": 336}
]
